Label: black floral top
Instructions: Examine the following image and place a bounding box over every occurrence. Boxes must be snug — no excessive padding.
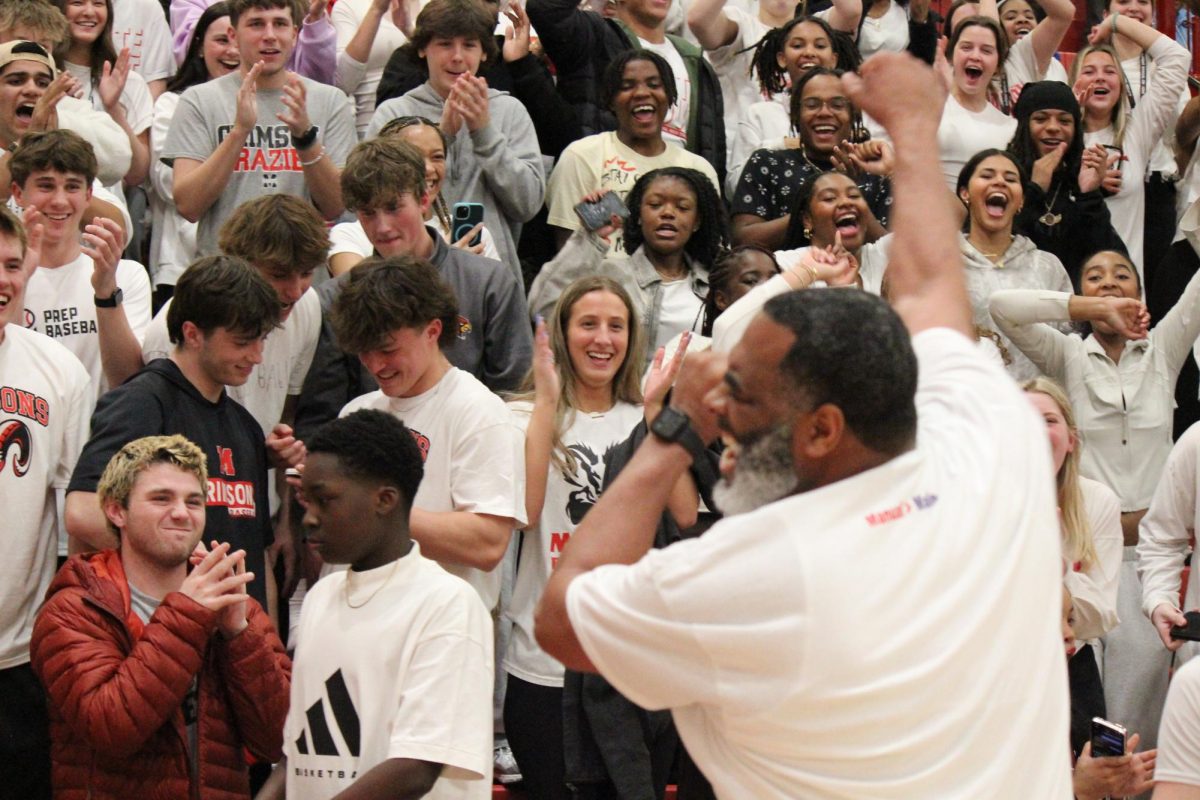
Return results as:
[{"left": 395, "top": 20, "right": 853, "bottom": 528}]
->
[{"left": 731, "top": 148, "right": 893, "bottom": 228}]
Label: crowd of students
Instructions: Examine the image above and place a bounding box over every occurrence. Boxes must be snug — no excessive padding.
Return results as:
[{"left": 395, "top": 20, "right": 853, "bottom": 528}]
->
[{"left": 4, "top": 0, "right": 1200, "bottom": 796}]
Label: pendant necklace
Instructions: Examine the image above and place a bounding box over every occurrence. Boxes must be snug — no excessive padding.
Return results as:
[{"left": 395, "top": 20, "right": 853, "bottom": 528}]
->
[{"left": 1038, "top": 180, "right": 1063, "bottom": 227}]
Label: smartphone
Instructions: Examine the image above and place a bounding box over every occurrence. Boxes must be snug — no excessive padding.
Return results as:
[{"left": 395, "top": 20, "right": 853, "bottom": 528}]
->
[
  {"left": 1102, "top": 144, "right": 1125, "bottom": 174},
  {"left": 574, "top": 193, "right": 629, "bottom": 231},
  {"left": 1090, "top": 717, "right": 1127, "bottom": 758},
  {"left": 1170, "top": 610, "right": 1200, "bottom": 641},
  {"left": 452, "top": 202, "right": 485, "bottom": 247}
]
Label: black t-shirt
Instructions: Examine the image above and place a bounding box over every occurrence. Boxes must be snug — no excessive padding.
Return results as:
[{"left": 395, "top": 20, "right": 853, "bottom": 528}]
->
[{"left": 69, "top": 359, "right": 273, "bottom": 607}]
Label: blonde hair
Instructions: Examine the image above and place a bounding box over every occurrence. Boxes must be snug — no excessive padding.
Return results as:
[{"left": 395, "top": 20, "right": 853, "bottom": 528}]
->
[
  {"left": 1070, "top": 44, "right": 1131, "bottom": 149},
  {"left": 96, "top": 435, "right": 207, "bottom": 539},
  {"left": 1024, "top": 377, "right": 1097, "bottom": 569},
  {"left": 513, "top": 277, "right": 645, "bottom": 474}
]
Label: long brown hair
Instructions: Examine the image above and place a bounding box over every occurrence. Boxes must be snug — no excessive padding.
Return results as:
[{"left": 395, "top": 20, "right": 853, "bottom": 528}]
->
[{"left": 515, "top": 277, "right": 645, "bottom": 473}]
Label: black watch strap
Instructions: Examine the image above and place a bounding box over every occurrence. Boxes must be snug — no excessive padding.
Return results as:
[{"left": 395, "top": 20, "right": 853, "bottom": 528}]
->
[
  {"left": 94, "top": 287, "right": 123, "bottom": 308},
  {"left": 650, "top": 407, "right": 708, "bottom": 463},
  {"left": 292, "top": 125, "right": 319, "bottom": 149}
]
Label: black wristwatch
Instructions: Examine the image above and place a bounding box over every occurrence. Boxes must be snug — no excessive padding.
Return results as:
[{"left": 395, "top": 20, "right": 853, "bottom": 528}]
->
[
  {"left": 292, "top": 125, "right": 319, "bottom": 149},
  {"left": 650, "top": 406, "right": 708, "bottom": 463},
  {"left": 94, "top": 287, "right": 123, "bottom": 308}
]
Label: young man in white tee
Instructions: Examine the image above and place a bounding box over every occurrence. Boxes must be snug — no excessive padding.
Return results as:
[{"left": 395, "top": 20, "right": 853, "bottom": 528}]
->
[
  {"left": 0, "top": 205, "right": 93, "bottom": 799},
  {"left": 14, "top": 129, "right": 150, "bottom": 400},
  {"left": 257, "top": 409, "right": 493, "bottom": 800},
  {"left": 330, "top": 255, "right": 524, "bottom": 612},
  {"left": 535, "top": 52, "right": 1074, "bottom": 798}
]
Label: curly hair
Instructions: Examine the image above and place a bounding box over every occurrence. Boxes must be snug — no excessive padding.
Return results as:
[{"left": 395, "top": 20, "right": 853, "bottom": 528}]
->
[
  {"left": 600, "top": 49, "right": 678, "bottom": 113},
  {"left": 1007, "top": 82, "right": 1084, "bottom": 188},
  {"left": 219, "top": 194, "right": 331, "bottom": 274},
  {"left": 622, "top": 168, "right": 729, "bottom": 267},
  {"left": 749, "top": 15, "right": 860, "bottom": 97},
  {"left": 307, "top": 410, "right": 425, "bottom": 513},
  {"left": 330, "top": 255, "right": 459, "bottom": 354},
  {"left": 788, "top": 66, "right": 867, "bottom": 143}
]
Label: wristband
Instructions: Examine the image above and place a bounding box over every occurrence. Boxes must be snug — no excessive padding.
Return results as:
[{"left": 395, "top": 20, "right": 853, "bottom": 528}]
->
[{"left": 299, "top": 147, "right": 325, "bottom": 167}]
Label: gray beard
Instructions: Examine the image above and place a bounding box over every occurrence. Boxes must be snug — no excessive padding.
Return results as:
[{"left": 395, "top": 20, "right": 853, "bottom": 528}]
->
[{"left": 712, "top": 423, "right": 798, "bottom": 517}]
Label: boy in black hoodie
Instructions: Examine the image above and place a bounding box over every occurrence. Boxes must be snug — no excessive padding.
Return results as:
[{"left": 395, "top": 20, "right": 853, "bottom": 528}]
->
[{"left": 65, "top": 255, "right": 284, "bottom": 608}]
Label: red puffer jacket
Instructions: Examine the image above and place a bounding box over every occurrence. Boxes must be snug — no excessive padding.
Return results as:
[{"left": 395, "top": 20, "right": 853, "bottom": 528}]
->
[{"left": 30, "top": 551, "right": 291, "bottom": 800}]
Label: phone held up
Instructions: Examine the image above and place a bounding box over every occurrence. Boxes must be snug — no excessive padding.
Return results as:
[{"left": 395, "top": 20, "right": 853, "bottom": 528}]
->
[
  {"left": 452, "top": 202, "right": 485, "bottom": 247},
  {"left": 1090, "top": 717, "right": 1126, "bottom": 758},
  {"left": 574, "top": 193, "right": 629, "bottom": 232}
]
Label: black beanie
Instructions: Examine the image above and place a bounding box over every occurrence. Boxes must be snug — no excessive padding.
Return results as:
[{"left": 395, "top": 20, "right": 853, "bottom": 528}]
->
[{"left": 1013, "top": 81, "right": 1082, "bottom": 126}]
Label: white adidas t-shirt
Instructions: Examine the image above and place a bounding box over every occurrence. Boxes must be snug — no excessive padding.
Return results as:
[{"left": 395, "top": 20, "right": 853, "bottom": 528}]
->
[
  {"left": 284, "top": 542, "right": 493, "bottom": 800},
  {"left": 23, "top": 252, "right": 152, "bottom": 399},
  {"left": 0, "top": 326, "right": 92, "bottom": 668},
  {"left": 341, "top": 367, "right": 526, "bottom": 609},
  {"left": 566, "top": 328, "right": 1073, "bottom": 798},
  {"left": 142, "top": 287, "right": 321, "bottom": 436},
  {"left": 504, "top": 400, "right": 643, "bottom": 687},
  {"left": 637, "top": 37, "right": 692, "bottom": 148}
]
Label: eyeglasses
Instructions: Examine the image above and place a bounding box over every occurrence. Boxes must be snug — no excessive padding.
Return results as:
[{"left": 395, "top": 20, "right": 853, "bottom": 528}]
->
[{"left": 800, "top": 97, "right": 851, "bottom": 113}]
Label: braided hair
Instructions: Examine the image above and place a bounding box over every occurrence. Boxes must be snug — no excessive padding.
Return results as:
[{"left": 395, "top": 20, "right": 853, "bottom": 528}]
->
[
  {"left": 701, "top": 245, "right": 780, "bottom": 336},
  {"left": 623, "top": 167, "right": 729, "bottom": 269},
  {"left": 749, "top": 15, "right": 861, "bottom": 97}
]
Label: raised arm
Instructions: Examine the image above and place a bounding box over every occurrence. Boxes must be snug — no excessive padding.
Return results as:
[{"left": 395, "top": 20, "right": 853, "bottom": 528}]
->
[
  {"left": 842, "top": 52, "right": 969, "bottom": 337},
  {"left": 520, "top": 320, "right": 558, "bottom": 531},
  {"left": 686, "top": 0, "right": 741, "bottom": 51},
  {"left": 827, "top": 0, "right": 863, "bottom": 34},
  {"left": 1026, "top": 0, "right": 1075, "bottom": 77}
]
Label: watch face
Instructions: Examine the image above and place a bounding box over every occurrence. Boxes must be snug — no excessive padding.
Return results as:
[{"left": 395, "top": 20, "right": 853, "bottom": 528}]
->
[{"left": 654, "top": 408, "right": 688, "bottom": 440}]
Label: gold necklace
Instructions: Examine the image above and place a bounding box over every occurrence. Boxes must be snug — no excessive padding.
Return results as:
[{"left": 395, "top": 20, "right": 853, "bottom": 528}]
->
[
  {"left": 343, "top": 557, "right": 402, "bottom": 609},
  {"left": 973, "top": 236, "right": 1013, "bottom": 268},
  {"left": 1039, "top": 180, "right": 1063, "bottom": 227}
]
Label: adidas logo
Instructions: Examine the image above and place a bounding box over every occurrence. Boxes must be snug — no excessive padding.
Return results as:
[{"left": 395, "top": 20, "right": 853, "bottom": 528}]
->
[{"left": 295, "top": 669, "right": 360, "bottom": 758}]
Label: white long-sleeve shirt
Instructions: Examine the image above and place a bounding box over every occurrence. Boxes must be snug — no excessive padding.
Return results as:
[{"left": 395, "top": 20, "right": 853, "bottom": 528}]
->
[
  {"left": 1067, "top": 476, "right": 1124, "bottom": 641},
  {"left": 990, "top": 276, "right": 1200, "bottom": 510},
  {"left": 1138, "top": 422, "right": 1200, "bottom": 663}
]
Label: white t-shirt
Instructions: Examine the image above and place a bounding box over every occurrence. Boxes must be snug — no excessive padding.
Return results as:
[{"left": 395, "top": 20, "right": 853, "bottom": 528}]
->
[
  {"left": 727, "top": 96, "right": 790, "bottom": 197},
  {"left": 284, "top": 541, "right": 493, "bottom": 800},
  {"left": 142, "top": 287, "right": 322, "bottom": 436},
  {"left": 328, "top": 215, "right": 500, "bottom": 264},
  {"left": 110, "top": 0, "right": 176, "bottom": 83},
  {"left": 340, "top": 367, "right": 526, "bottom": 610},
  {"left": 1121, "top": 50, "right": 1192, "bottom": 177},
  {"left": 637, "top": 37, "right": 692, "bottom": 148},
  {"left": 148, "top": 91, "right": 195, "bottom": 287},
  {"left": 655, "top": 277, "right": 704, "bottom": 352},
  {"left": 503, "top": 400, "right": 643, "bottom": 687},
  {"left": 820, "top": 0, "right": 908, "bottom": 59},
  {"left": 545, "top": 131, "right": 720, "bottom": 255},
  {"left": 1155, "top": 656, "right": 1200, "bottom": 787},
  {"left": 63, "top": 60, "right": 154, "bottom": 138},
  {"left": 0, "top": 326, "right": 93, "bottom": 668},
  {"left": 1065, "top": 476, "right": 1123, "bottom": 642},
  {"left": 704, "top": 7, "right": 771, "bottom": 166},
  {"left": 937, "top": 94, "right": 1018, "bottom": 191},
  {"left": 23, "top": 253, "right": 152, "bottom": 399},
  {"left": 565, "top": 329, "right": 1072, "bottom": 798}
]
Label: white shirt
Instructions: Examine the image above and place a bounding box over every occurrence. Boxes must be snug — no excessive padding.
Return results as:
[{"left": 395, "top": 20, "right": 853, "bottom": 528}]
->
[
  {"left": 0, "top": 326, "right": 92, "bottom": 668},
  {"left": 704, "top": 7, "right": 771, "bottom": 167},
  {"left": 148, "top": 91, "right": 196, "bottom": 287},
  {"left": 821, "top": 0, "right": 908, "bottom": 59},
  {"left": 504, "top": 400, "right": 643, "bottom": 687},
  {"left": 937, "top": 94, "right": 1017, "bottom": 191},
  {"left": 284, "top": 542, "right": 493, "bottom": 800},
  {"left": 990, "top": 280, "right": 1200, "bottom": 511},
  {"left": 637, "top": 37, "right": 692, "bottom": 148},
  {"left": 23, "top": 253, "right": 152, "bottom": 399},
  {"left": 727, "top": 97, "right": 790, "bottom": 197},
  {"left": 1138, "top": 421, "right": 1200, "bottom": 663},
  {"left": 1065, "top": 476, "right": 1123, "bottom": 641},
  {"left": 1120, "top": 49, "right": 1192, "bottom": 177},
  {"left": 1157, "top": 657, "right": 1200, "bottom": 786},
  {"left": 341, "top": 368, "right": 526, "bottom": 609},
  {"left": 566, "top": 329, "right": 1072, "bottom": 798},
  {"left": 333, "top": 0, "right": 410, "bottom": 136},
  {"left": 654, "top": 277, "right": 704, "bottom": 352},
  {"left": 110, "top": 0, "right": 176, "bottom": 83},
  {"left": 1083, "top": 37, "right": 1190, "bottom": 277},
  {"left": 142, "top": 288, "right": 322, "bottom": 435}
]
